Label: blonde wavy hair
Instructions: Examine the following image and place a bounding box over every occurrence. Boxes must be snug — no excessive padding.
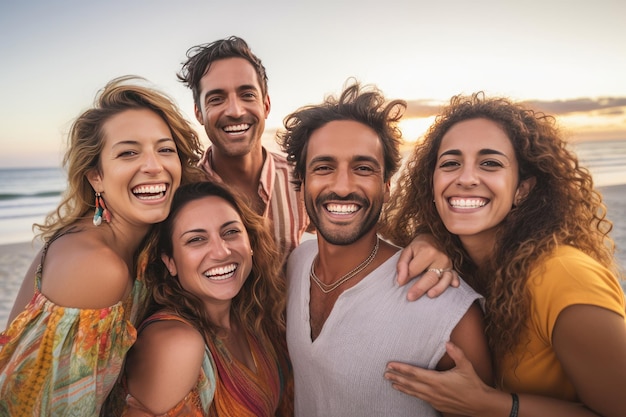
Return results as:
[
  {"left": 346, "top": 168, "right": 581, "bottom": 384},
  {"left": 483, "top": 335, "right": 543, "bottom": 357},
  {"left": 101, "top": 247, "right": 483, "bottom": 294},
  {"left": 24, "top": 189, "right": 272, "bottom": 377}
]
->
[
  {"left": 34, "top": 75, "right": 205, "bottom": 241},
  {"left": 381, "top": 92, "right": 618, "bottom": 374},
  {"left": 144, "top": 181, "right": 286, "bottom": 350}
]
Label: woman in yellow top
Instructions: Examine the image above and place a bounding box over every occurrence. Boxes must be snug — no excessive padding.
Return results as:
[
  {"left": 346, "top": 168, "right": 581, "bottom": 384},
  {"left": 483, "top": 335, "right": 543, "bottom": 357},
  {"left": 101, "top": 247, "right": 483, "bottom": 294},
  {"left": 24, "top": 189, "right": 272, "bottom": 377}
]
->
[
  {"left": 0, "top": 76, "right": 204, "bottom": 416},
  {"left": 382, "top": 92, "right": 626, "bottom": 417}
]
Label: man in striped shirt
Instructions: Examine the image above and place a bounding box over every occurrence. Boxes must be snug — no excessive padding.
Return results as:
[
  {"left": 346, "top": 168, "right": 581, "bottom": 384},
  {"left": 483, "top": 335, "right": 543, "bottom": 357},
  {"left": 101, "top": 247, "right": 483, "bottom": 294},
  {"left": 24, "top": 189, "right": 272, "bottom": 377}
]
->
[{"left": 178, "top": 36, "right": 307, "bottom": 265}]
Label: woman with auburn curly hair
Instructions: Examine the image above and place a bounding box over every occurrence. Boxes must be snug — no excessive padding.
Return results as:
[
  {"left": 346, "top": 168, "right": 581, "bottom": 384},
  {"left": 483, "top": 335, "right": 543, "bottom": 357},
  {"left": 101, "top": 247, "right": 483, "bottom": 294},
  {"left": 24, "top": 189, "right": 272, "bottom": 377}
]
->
[
  {"left": 121, "top": 181, "right": 292, "bottom": 416},
  {"left": 0, "top": 76, "right": 205, "bottom": 416},
  {"left": 382, "top": 92, "right": 626, "bottom": 417}
]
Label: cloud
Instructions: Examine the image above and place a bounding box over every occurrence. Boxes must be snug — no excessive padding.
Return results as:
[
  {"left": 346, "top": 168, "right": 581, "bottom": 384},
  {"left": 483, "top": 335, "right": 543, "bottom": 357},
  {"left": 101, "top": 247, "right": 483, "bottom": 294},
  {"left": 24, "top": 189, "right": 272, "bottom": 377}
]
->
[
  {"left": 523, "top": 98, "right": 626, "bottom": 115},
  {"left": 403, "top": 97, "right": 626, "bottom": 119},
  {"left": 403, "top": 100, "right": 443, "bottom": 118}
]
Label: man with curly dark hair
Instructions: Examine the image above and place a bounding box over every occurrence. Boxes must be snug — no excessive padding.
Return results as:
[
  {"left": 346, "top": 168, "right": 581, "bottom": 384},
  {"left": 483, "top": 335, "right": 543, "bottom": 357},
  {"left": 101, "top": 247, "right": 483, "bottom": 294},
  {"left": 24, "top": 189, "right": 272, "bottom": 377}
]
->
[{"left": 278, "top": 81, "right": 492, "bottom": 416}]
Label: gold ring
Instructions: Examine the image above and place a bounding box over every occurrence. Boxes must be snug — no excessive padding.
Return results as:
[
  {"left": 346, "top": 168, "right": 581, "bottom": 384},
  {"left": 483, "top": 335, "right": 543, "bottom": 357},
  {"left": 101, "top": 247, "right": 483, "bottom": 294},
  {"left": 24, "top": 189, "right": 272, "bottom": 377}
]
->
[{"left": 427, "top": 268, "right": 443, "bottom": 279}]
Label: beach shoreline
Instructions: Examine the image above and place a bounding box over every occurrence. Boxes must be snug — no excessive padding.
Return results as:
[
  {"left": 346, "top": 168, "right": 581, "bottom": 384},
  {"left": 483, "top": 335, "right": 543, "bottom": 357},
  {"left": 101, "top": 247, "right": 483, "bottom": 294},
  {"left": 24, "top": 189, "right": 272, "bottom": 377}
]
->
[{"left": 1, "top": 185, "right": 625, "bottom": 329}]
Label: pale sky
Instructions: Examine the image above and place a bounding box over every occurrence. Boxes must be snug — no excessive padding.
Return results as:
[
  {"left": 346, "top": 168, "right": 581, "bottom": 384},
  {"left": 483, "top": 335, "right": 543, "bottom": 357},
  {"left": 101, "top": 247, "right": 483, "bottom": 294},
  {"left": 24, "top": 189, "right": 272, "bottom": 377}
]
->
[{"left": 1, "top": 0, "right": 625, "bottom": 167}]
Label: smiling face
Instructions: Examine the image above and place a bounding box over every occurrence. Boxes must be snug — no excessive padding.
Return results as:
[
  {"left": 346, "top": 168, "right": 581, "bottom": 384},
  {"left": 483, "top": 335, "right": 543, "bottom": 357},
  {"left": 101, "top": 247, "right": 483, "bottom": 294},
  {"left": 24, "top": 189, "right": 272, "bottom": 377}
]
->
[
  {"left": 88, "top": 108, "right": 182, "bottom": 228},
  {"left": 433, "top": 118, "right": 533, "bottom": 252},
  {"left": 162, "top": 195, "right": 253, "bottom": 307},
  {"left": 194, "top": 57, "right": 270, "bottom": 158},
  {"left": 303, "top": 120, "right": 389, "bottom": 245}
]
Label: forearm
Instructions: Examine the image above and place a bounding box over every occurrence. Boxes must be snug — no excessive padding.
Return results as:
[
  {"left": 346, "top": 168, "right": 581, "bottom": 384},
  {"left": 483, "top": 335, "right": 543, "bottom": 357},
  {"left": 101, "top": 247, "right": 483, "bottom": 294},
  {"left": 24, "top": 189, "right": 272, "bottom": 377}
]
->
[
  {"left": 468, "top": 391, "right": 600, "bottom": 417},
  {"left": 512, "top": 393, "right": 602, "bottom": 417}
]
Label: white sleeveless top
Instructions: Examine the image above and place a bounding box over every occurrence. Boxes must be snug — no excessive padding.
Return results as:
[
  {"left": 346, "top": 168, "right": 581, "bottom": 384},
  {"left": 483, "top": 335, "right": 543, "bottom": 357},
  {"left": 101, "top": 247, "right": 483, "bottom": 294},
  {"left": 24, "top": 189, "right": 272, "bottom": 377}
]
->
[{"left": 286, "top": 239, "right": 482, "bottom": 416}]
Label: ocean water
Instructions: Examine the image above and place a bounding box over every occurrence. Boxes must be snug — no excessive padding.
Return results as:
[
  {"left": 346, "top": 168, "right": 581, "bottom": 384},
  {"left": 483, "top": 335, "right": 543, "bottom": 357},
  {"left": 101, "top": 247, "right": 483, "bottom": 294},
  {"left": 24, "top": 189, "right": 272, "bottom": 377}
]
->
[
  {"left": 0, "top": 139, "right": 625, "bottom": 247},
  {"left": 0, "top": 167, "right": 66, "bottom": 245},
  {"left": 570, "top": 139, "right": 626, "bottom": 187}
]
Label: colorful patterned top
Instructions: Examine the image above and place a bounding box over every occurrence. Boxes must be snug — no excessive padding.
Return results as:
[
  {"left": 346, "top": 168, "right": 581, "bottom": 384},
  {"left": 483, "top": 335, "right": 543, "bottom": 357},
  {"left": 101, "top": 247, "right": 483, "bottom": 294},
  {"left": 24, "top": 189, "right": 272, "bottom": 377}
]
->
[
  {"left": 121, "top": 312, "right": 292, "bottom": 417},
  {"left": 0, "top": 236, "right": 148, "bottom": 416}
]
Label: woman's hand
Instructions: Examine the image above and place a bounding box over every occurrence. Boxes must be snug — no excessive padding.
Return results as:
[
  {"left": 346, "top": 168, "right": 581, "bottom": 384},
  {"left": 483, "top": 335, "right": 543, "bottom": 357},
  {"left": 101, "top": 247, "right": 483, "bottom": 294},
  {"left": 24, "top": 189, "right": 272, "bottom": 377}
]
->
[
  {"left": 385, "top": 342, "right": 499, "bottom": 416},
  {"left": 396, "top": 234, "right": 460, "bottom": 301}
]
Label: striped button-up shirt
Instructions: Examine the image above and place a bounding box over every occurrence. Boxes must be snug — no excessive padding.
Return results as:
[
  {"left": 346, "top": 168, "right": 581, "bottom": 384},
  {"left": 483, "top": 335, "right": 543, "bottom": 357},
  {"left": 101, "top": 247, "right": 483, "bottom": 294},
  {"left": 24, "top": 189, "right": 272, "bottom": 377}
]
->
[{"left": 199, "top": 146, "right": 309, "bottom": 265}]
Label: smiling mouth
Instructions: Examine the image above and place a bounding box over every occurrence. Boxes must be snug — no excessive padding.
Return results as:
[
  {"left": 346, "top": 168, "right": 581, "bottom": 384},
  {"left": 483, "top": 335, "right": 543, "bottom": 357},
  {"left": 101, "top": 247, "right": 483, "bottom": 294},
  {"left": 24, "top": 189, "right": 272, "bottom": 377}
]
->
[
  {"left": 325, "top": 203, "right": 359, "bottom": 214},
  {"left": 203, "top": 263, "right": 237, "bottom": 281},
  {"left": 222, "top": 123, "right": 250, "bottom": 134},
  {"left": 448, "top": 197, "right": 488, "bottom": 209},
  {"left": 132, "top": 184, "right": 167, "bottom": 200}
]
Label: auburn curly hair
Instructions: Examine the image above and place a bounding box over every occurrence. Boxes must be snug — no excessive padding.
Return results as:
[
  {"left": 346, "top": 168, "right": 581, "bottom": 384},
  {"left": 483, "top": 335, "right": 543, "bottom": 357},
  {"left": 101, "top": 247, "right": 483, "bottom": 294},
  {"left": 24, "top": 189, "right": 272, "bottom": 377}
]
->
[{"left": 381, "top": 92, "right": 618, "bottom": 375}]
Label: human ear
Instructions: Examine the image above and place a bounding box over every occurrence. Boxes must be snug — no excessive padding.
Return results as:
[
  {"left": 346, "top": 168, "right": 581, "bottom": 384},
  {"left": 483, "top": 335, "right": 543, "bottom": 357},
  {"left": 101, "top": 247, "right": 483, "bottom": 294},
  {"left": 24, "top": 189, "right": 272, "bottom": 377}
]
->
[
  {"left": 194, "top": 102, "right": 204, "bottom": 126},
  {"left": 383, "top": 180, "right": 391, "bottom": 203},
  {"left": 514, "top": 176, "right": 536, "bottom": 206},
  {"left": 263, "top": 93, "right": 271, "bottom": 119},
  {"left": 86, "top": 169, "right": 103, "bottom": 192},
  {"left": 161, "top": 252, "right": 178, "bottom": 277}
]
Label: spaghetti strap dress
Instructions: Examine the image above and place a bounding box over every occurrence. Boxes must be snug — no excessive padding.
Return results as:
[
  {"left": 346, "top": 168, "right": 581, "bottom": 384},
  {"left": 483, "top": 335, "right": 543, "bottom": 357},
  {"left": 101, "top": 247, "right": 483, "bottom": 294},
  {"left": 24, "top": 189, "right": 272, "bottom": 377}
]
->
[{"left": 0, "top": 232, "right": 148, "bottom": 416}]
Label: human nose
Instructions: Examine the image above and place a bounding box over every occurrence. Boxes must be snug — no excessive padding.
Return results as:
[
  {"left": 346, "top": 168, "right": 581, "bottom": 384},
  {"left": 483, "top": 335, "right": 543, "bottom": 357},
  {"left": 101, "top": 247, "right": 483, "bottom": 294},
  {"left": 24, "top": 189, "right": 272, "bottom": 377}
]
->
[
  {"left": 331, "top": 167, "right": 354, "bottom": 196},
  {"left": 224, "top": 96, "right": 245, "bottom": 118},
  {"left": 456, "top": 165, "right": 479, "bottom": 187},
  {"left": 209, "top": 237, "right": 232, "bottom": 260},
  {"left": 142, "top": 151, "right": 164, "bottom": 174}
]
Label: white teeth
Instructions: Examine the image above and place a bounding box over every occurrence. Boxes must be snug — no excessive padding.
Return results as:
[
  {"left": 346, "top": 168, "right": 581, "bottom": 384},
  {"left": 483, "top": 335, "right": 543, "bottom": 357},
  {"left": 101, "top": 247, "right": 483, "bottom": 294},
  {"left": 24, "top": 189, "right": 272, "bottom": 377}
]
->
[
  {"left": 326, "top": 203, "right": 358, "bottom": 214},
  {"left": 223, "top": 124, "right": 250, "bottom": 133},
  {"left": 133, "top": 184, "right": 166, "bottom": 195},
  {"left": 204, "top": 264, "right": 237, "bottom": 280},
  {"left": 449, "top": 198, "right": 487, "bottom": 209}
]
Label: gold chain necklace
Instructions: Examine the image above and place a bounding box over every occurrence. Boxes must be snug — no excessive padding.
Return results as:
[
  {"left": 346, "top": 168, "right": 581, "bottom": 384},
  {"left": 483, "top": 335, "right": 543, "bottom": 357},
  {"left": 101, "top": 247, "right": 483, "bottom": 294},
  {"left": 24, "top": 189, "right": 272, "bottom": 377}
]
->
[{"left": 310, "top": 237, "right": 380, "bottom": 294}]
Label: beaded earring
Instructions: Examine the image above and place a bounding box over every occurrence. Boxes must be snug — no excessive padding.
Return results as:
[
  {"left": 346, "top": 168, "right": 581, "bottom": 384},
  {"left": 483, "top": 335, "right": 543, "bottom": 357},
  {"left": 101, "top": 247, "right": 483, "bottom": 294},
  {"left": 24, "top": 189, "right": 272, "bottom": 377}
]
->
[{"left": 93, "top": 192, "right": 111, "bottom": 226}]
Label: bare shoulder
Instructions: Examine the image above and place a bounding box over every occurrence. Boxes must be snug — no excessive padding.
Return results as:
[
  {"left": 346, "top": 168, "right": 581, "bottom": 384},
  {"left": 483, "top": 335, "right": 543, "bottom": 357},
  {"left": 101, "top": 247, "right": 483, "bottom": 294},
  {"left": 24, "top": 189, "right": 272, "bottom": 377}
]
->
[
  {"left": 40, "top": 230, "right": 132, "bottom": 308},
  {"left": 126, "top": 318, "right": 206, "bottom": 414}
]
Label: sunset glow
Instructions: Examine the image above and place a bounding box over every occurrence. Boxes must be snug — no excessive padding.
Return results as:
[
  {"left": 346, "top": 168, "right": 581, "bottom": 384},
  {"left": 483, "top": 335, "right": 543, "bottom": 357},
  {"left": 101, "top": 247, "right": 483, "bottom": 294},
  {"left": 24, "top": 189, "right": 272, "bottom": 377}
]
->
[{"left": 1, "top": 1, "right": 625, "bottom": 167}]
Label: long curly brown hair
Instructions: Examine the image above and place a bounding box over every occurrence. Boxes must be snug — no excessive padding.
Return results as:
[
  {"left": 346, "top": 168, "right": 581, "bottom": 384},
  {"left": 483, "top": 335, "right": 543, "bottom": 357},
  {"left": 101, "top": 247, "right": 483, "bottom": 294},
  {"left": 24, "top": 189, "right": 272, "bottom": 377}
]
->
[
  {"left": 381, "top": 92, "right": 618, "bottom": 374},
  {"left": 143, "top": 181, "right": 286, "bottom": 351}
]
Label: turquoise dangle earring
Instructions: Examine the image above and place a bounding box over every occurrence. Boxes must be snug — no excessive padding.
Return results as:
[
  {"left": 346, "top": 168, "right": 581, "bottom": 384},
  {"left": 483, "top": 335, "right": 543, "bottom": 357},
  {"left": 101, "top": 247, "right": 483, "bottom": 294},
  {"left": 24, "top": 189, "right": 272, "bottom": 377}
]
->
[
  {"left": 93, "top": 193, "right": 103, "bottom": 226},
  {"left": 93, "top": 192, "right": 111, "bottom": 226}
]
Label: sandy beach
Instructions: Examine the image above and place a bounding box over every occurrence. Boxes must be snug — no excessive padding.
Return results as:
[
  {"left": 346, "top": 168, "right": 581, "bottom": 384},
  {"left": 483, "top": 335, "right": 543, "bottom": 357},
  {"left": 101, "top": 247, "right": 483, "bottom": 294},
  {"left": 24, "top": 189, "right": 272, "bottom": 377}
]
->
[
  {"left": 1, "top": 184, "right": 626, "bottom": 329},
  {"left": 0, "top": 240, "right": 42, "bottom": 328}
]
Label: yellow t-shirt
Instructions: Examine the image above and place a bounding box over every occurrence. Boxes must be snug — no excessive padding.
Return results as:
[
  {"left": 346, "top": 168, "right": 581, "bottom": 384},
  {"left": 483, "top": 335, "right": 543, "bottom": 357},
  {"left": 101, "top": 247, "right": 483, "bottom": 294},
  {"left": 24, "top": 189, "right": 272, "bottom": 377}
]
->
[{"left": 500, "top": 245, "right": 625, "bottom": 400}]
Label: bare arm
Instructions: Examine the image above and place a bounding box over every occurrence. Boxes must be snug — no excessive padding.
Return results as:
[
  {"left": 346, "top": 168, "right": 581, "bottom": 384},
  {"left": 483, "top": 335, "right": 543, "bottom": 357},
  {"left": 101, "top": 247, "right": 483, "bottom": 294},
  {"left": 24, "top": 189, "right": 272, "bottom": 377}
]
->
[
  {"left": 440, "top": 303, "right": 492, "bottom": 384},
  {"left": 124, "top": 319, "right": 206, "bottom": 415},
  {"left": 551, "top": 304, "right": 626, "bottom": 417},
  {"left": 438, "top": 302, "right": 493, "bottom": 417},
  {"left": 7, "top": 249, "right": 41, "bottom": 326},
  {"left": 396, "top": 234, "right": 460, "bottom": 301}
]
